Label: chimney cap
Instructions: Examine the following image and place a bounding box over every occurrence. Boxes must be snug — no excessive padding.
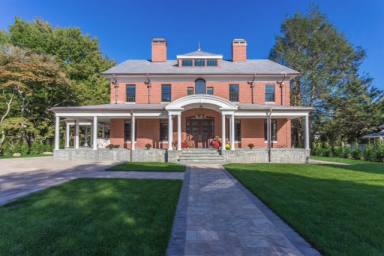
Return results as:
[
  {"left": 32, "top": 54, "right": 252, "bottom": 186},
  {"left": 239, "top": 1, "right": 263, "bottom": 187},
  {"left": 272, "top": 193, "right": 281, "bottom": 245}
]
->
[
  {"left": 152, "top": 37, "right": 167, "bottom": 43},
  {"left": 233, "top": 38, "right": 247, "bottom": 45}
]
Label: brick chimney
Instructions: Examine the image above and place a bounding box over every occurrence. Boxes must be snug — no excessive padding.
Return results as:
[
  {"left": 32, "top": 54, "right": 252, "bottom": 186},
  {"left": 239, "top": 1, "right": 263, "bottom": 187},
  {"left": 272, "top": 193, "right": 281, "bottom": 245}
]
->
[
  {"left": 232, "top": 38, "right": 247, "bottom": 62},
  {"left": 151, "top": 38, "right": 167, "bottom": 62}
]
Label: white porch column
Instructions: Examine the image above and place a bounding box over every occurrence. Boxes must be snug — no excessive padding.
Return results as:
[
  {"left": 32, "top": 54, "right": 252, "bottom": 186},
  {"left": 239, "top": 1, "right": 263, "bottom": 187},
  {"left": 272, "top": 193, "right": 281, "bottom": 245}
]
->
[
  {"left": 305, "top": 114, "right": 310, "bottom": 150},
  {"left": 230, "top": 114, "right": 235, "bottom": 151},
  {"left": 168, "top": 113, "right": 173, "bottom": 150},
  {"left": 65, "top": 122, "right": 70, "bottom": 148},
  {"left": 75, "top": 120, "right": 80, "bottom": 149},
  {"left": 221, "top": 112, "right": 226, "bottom": 153},
  {"left": 84, "top": 126, "right": 89, "bottom": 147},
  {"left": 177, "top": 113, "right": 182, "bottom": 151},
  {"left": 131, "top": 115, "right": 135, "bottom": 150},
  {"left": 54, "top": 116, "right": 60, "bottom": 150},
  {"left": 92, "top": 116, "right": 98, "bottom": 150}
]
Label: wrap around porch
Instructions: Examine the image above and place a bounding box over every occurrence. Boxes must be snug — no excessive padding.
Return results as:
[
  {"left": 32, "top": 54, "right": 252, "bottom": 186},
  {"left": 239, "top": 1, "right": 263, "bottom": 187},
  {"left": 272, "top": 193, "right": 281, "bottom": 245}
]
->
[{"left": 51, "top": 95, "right": 311, "bottom": 163}]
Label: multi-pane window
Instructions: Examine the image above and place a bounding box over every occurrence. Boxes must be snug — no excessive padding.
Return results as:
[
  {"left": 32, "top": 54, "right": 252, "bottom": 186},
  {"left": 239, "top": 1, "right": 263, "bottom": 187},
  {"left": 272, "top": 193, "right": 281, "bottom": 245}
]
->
[
  {"left": 264, "top": 119, "right": 277, "bottom": 141},
  {"left": 207, "top": 59, "right": 218, "bottom": 66},
  {"left": 126, "top": 84, "right": 136, "bottom": 102},
  {"left": 235, "top": 120, "right": 241, "bottom": 141},
  {"left": 187, "top": 87, "right": 194, "bottom": 95},
  {"left": 182, "top": 59, "right": 193, "bottom": 66},
  {"left": 195, "top": 79, "right": 206, "bottom": 94},
  {"left": 229, "top": 84, "right": 239, "bottom": 102},
  {"left": 195, "top": 59, "right": 205, "bottom": 66},
  {"left": 265, "top": 84, "right": 275, "bottom": 102},
  {"left": 161, "top": 84, "right": 171, "bottom": 102},
  {"left": 124, "top": 120, "right": 137, "bottom": 141},
  {"left": 207, "top": 87, "right": 214, "bottom": 95},
  {"left": 159, "top": 120, "right": 168, "bottom": 141}
]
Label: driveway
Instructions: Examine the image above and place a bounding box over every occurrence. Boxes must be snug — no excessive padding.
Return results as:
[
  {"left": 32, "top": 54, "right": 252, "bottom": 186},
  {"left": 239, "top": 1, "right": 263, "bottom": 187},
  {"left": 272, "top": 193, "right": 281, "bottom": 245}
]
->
[{"left": 0, "top": 157, "right": 183, "bottom": 205}]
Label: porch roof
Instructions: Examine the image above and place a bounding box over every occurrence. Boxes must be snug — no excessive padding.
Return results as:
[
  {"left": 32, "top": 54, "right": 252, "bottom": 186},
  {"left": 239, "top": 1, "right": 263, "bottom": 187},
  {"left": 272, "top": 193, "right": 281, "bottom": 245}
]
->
[{"left": 50, "top": 103, "right": 312, "bottom": 113}]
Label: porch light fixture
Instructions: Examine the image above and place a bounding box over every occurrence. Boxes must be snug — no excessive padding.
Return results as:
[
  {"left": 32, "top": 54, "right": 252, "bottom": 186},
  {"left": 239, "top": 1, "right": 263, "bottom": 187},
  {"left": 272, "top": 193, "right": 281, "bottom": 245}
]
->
[
  {"left": 144, "top": 76, "right": 152, "bottom": 104},
  {"left": 247, "top": 74, "right": 256, "bottom": 104},
  {"left": 112, "top": 76, "right": 118, "bottom": 104},
  {"left": 277, "top": 72, "right": 287, "bottom": 105}
]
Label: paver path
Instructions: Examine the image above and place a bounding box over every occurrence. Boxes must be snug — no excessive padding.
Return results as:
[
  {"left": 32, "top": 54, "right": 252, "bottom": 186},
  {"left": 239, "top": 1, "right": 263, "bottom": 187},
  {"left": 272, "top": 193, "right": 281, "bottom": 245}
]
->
[
  {"left": 0, "top": 157, "right": 183, "bottom": 205},
  {"left": 168, "top": 164, "right": 320, "bottom": 256}
]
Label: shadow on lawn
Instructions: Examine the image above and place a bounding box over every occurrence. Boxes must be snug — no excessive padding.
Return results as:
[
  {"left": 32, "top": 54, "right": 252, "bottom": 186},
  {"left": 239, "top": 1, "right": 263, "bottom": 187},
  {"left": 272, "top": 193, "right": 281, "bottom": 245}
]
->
[{"left": 229, "top": 168, "right": 384, "bottom": 255}]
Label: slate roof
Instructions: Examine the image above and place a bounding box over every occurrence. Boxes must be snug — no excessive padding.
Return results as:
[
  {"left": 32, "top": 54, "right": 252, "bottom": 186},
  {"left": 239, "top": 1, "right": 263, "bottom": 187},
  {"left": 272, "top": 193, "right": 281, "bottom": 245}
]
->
[{"left": 102, "top": 59, "right": 299, "bottom": 76}]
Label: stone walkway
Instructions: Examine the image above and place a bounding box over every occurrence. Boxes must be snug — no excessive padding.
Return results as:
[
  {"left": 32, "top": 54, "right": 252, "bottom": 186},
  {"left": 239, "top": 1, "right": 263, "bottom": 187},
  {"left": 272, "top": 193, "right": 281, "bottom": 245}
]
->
[
  {"left": 167, "top": 164, "right": 320, "bottom": 256},
  {"left": 0, "top": 157, "right": 183, "bottom": 205}
]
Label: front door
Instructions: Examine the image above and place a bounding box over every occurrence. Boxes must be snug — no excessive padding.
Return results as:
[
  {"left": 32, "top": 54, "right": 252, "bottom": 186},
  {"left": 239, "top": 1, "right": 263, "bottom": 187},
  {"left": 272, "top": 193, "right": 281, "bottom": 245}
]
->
[{"left": 186, "top": 118, "right": 214, "bottom": 148}]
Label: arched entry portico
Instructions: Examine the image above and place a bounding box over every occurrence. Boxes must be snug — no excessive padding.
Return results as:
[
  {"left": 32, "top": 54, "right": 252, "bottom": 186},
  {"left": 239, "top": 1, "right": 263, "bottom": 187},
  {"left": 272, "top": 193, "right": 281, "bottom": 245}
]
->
[{"left": 165, "top": 95, "right": 237, "bottom": 152}]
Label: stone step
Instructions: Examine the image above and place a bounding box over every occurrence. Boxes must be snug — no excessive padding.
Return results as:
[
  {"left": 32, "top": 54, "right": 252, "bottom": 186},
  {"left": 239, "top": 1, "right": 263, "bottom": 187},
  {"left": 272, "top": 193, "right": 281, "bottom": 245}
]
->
[
  {"left": 179, "top": 159, "right": 227, "bottom": 164},
  {"left": 179, "top": 156, "right": 224, "bottom": 160},
  {"left": 180, "top": 152, "right": 220, "bottom": 157}
]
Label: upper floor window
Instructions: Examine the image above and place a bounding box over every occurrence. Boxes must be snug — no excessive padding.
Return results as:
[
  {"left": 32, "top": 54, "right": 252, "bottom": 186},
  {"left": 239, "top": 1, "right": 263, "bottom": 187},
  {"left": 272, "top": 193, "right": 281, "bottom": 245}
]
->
[
  {"left": 265, "top": 84, "right": 275, "bottom": 102},
  {"left": 161, "top": 84, "right": 171, "bottom": 102},
  {"left": 229, "top": 84, "right": 239, "bottom": 102},
  {"left": 207, "top": 59, "right": 218, "bottom": 66},
  {"left": 207, "top": 87, "right": 214, "bottom": 95},
  {"left": 182, "top": 59, "right": 193, "bottom": 66},
  {"left": 195, "top": 79, "right": 206, "bottom": 94},
  {"left": 187, "top": 87, "right": 194, "bottom": 95},
  {"left": 195, "top": 59, "right": 205, "bottom": 66},
  {"left": 264, "top": 119, "right": 277, "bottom": 141},
  {"left": 126, "top": 84, "right": 136, "bottom": 102}
]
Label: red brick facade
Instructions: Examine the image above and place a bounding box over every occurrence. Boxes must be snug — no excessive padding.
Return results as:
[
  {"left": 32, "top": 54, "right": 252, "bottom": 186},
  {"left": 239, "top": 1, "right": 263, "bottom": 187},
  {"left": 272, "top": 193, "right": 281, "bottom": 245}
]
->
[{"left": 108, "top": 38, "right": 293, "bottom": 149}]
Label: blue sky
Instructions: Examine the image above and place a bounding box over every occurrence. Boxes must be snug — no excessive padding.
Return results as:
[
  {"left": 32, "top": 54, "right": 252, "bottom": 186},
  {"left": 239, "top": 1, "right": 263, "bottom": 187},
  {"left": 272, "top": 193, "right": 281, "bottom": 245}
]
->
[{"left": 1, "top": 0, "right": 383, "bottom": 89}]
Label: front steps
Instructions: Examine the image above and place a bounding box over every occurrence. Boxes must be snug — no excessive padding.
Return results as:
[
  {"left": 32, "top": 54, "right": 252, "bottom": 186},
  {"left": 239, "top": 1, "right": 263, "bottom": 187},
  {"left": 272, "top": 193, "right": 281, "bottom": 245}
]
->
[{"left": 178, "top": 148, "right": 226, "bottom": 164}]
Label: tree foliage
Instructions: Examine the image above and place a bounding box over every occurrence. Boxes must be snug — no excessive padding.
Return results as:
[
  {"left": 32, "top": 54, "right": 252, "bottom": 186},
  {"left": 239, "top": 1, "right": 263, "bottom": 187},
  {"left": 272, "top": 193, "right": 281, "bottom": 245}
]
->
[
  {"left": 8, "top": 18, "right": 114, "bottom": 104},
  {"left": 270, "top": 7, "right": 383, "bottom": 144},
  {"left": 0, "top": 44, "right": 73, "bottom": 150},
  {"left": 0, "top": 18, "right": 114, "bottom": 155}
]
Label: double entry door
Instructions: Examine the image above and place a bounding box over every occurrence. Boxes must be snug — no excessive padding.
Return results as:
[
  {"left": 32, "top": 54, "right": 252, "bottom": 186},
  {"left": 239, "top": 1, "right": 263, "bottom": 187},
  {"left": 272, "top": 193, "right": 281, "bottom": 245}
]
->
[{"left": 186, "top": 118, "right": 214, "bottom": 148}]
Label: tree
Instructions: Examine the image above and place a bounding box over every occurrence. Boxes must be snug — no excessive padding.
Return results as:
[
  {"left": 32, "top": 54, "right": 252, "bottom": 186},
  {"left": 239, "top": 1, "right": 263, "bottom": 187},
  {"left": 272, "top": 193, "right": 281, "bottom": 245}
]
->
[
  {"left": 0, "top": 44, "right": 73, "bottom": 152},
  {"left": 270, "top": 7, "right": 383, "bottom": 144},
  {"left": 8, "top": 18, "right": 114, "bottom": 104}
]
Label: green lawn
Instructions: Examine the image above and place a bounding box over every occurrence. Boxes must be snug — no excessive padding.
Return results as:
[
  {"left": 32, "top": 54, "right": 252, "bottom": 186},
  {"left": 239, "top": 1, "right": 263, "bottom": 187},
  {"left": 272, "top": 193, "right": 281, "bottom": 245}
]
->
[
  {"left": 310, "top": 155, "right": 380, "bottom": 164},
  {"left": 225, "top": 161, "right": 384, "bottom": 256},
  {"left": 0, "top": 179, "right": 182, "bottom": 256},
  {"left": 108, "top": 162, "right": 185, "bottom": 172}
]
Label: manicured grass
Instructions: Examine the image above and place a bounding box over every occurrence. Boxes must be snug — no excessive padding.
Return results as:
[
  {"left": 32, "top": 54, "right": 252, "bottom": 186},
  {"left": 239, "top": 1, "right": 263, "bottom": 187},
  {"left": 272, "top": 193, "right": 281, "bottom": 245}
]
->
[
  {"left": 225, "top": 161, "right": 384, "bottom": 256},
  {"left": 310, "top": 155, "right": 378, "bottom": 164},
  {"left": 0, "top": 179, "right": 182, "bottom": 256},
  {"left": 108, "top": 162, "right": 186, "bottom": 172}
]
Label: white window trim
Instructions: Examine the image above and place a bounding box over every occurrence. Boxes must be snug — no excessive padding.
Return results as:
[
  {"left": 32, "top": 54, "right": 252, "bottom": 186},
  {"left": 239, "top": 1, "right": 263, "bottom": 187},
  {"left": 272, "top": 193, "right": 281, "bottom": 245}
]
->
[{"left": 264, "top": 140, "right": 278, "bottom": 144}]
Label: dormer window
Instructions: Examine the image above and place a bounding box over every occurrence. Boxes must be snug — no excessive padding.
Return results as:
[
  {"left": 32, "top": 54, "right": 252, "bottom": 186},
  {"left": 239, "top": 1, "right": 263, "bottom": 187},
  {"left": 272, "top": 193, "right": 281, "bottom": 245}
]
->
[
  {"left": 195, "top": 59, "right": 205, "bottom": 66},
  {"left": 182, "top": 59, "right": 193, "bottom": 66},
  {"left": 207, "top": 59, "right": 218, "bottom": 66},
  {"left": 177, "top": 49, "right": 223, "bottom": 67}
]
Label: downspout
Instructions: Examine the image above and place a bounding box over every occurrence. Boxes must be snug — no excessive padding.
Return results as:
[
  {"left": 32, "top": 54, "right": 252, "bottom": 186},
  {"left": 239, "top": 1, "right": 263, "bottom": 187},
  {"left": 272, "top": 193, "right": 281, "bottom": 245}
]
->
[
  {"left": 267, "top": 108, "right": 272, "bottom": 163},
  {"left": 130, "top": 110, "right": 133, "bottom": 162}
]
